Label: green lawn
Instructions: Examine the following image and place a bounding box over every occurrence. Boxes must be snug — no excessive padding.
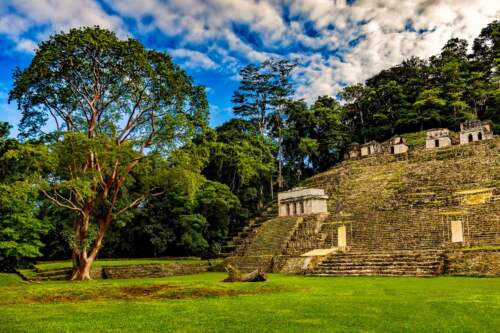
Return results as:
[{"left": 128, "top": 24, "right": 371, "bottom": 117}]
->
[
  {"left": 0, "top": 273, "right": 498, "bottom": 332},
  {"left": 34, "top": 257, "right": 221, "bottom": 270}
]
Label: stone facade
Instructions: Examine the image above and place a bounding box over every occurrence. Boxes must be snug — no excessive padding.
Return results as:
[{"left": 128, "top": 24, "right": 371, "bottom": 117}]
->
[
  {"left": 344, "top": 143, "right": 360, "bottom": 160},
  {"left": 388, "top": 135, "right": 408, "bottom": 154},
  {"left": 278, "top": 187, "right": 328, "bottom": 217},
  {"left": 445, "top": 249, "right": 500, "bottom": 277},
  {"left": 426, "top": 128, "right": 452, "bottom": 149},
  {"left": 360, "top": 141, "right": 382, "bottom": 157},
  {"left": 459, "top": 120, "right": 494, "bottom": 145}
]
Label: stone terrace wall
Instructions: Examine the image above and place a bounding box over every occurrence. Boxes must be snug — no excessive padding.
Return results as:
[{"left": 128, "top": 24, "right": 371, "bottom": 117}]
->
[
  {"left": 101, "top": 264, "right": 209, "bottom": 279},
  {"left": 445, "top": 249, "right": 500, "bottom": 277},
  {"left": 304, "top": 139, "right": 500, "bottom": 252}
]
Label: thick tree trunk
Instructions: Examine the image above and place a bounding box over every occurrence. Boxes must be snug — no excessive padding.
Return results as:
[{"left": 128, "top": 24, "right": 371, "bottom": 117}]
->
[
  {"left": 71, "top": 255, "right": 94, "bottom": 280},
  {"left": 70, "top": 216, "right": 110, "bottom": 281}
]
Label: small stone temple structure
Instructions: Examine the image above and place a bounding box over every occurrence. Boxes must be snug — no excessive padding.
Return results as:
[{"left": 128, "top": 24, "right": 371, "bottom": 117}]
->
[
  {"left": 426, "top": 128, "right": 452, "bottom": 149},
  {"left": 344, "top": 143, "right": 360, "bottom": 160},
  {"left": 360, "top": 141, "right": 382, "bottom": 157},
  {"left": 278, "top": 187, "right": 329, "bottom": 217},
  {"left": 460, "top": 120, "right": 494, "bottom": 144},
  {"left": 388, "top": 135, "right": 408, "bottom": 154}
]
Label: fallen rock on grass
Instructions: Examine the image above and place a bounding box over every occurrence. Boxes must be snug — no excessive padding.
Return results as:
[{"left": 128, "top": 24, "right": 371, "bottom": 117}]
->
[{"left": 223, "top": 264, "right": 267, "bottom": 282}]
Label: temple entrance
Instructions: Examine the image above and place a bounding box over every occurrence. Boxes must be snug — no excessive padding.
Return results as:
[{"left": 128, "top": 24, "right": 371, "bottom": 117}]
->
[
  {"left": 338, "top": 225, "right": 347, "bottom": 248},
  {"left": 451, "top": 220, "right": 464, "bottom": 242}
]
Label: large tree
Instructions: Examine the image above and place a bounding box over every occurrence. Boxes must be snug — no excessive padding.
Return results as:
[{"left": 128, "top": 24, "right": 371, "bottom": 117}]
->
[
  {"left": 9, "top": 27, "right": 208, "bottom": 280},
  {"left": 232, "top": 59, "right": 296, "bottom": 193},
  {"left": 268, "top": 59, "right": 296, "bottom": 189},
  {"left": 231, "top": 63, "right": 273, "bottom": 137}
]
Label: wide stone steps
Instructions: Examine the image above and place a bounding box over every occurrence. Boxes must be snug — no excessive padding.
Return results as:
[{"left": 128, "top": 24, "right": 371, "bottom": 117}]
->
[
  {"left": 21, "top": 268, "right": 73, "bottom": 281},
  {"left": 318, "top": 261, "right": 442, "bottom": 267},
  {"left": 224, "top": 216, "right": 302, "bottom": 272},
  {"left": 307, "top": 250, "right": 445, "bottom": 277},
  {"left": 34, "top": 268, "right": 72, "bottom": 277},
  {"left": 219, "top": 205, "right": 278, "bottom": 257},
  {"left": 311, "top": 272, "right": 436, "bottom": 277},
  {"left": 243, "top": 217, "right": 300, "bottom": 256}
]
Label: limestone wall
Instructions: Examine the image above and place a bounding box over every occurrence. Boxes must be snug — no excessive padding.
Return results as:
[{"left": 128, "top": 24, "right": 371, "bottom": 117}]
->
[
  {"left": 101, "top": 264, "right": 209, "bottom": 279},
  {"left": 391, "top": 143, "right": 408, "bottom": 154},
  {"left": 426, "top": 137, "right": 451, "bottom": 149},
  {"left": 445, "top": 249, "right": 500, "bottom": 277},
  {"left": 460, "top": 131, "right": 494, "bottom": 145}
]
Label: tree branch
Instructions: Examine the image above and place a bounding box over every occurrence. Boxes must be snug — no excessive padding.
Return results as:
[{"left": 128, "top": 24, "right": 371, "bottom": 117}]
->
[{"left": 41, "top": 189, "right": 83, "bottom": 213}]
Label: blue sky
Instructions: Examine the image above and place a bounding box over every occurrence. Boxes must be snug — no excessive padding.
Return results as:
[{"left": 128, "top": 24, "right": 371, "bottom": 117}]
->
[{"left": 1, "top": 0, "right": 499, "bottom": 136}]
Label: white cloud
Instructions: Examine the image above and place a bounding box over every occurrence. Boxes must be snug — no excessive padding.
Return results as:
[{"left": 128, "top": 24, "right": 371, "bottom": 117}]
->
[
  {"left": 1, "top": 0, "right": 499, "bottom": 104},
  {"left": 0, "top": 0, "right": 126, "bottom": 52},
  {"left": 11, "top": 0, "right": 125, "bottom": 34},
  {"left": 169, "top": 48, "right": 218, "bottom": 70},
  {"left": 15, "top": 38, "right": 37, "bottom": 53},
  {"left": 0, "top": 14, "right": 31, "bottom": 38},
  {"left": 285, "top": 0, "right": 500, "bottom": 102},
  {"left": 103, "top": 0, "right": 499, "bottom": 102}
]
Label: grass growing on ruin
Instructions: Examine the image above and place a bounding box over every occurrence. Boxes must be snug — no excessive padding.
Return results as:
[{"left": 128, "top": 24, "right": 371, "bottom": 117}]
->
[
  {"left": 34, "top": 257, "right": 221, "bottom": 270},
  {"left": 401, "top": 130, "right": 427, "bottom": 148},
  {"left": 1, "top": 273, "right": 499, "bottom": 332}
]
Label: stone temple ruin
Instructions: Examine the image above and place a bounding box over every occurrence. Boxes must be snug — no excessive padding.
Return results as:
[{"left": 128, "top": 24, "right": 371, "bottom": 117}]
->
[
  {"left": 460, "top": 120, "right": 494, "bottom": 145},
  {"left": 224, "top": 130, "right": 499, "bottom": 277},
  {"left": 360, "top": 141, "right": 382, "bottom": 157},
  {"left": 389, "top": 135, "right": 408, "bottom": 154},
  {"left": 278, "top": 187, "right": 328, "bottom": 217},
  {"left": 344, "top": 121, "right": 495, "bottom": 161},
  {"left": 426, "top": 128, "right": 452, "bottom": 149}
]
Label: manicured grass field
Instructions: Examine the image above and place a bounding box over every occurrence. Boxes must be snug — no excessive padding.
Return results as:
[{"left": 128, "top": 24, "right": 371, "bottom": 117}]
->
[
  {"left": 0, "top": 273, "right": 498, "bottom": 332},
  {"left": 34, "top": 257, "right": 221, "bottom": 270}
]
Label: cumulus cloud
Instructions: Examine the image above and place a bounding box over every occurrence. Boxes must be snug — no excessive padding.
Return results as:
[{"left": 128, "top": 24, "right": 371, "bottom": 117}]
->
[
  {"left": 1, "top": 0, "right": 499, "bottom": 102},
  {"left": 104, "top": 0, "right": 500, "bottom": 102},
  {"left": 15, "top": 38, "right": 38, "bottom": 53},
  {"left": 282, "top": 0, "right": 500, "bottom": 101},
  {"left": 0, "top": 0, "right": 126, "bottom": 53},
  {"left": 168, "top": 48, "right": 218, "bottom": 70}
]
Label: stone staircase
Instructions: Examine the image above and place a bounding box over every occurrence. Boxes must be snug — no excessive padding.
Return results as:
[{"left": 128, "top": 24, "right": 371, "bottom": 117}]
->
[
  {"left": 220, "top": 205, "right": 278, "bottom": 257},
  {"left": 30, "top": 268, "right": 73, "bottom": 281},
  {"left": 225, "top": 215, "right": 303, "bottom": 272},
  {"left": 244, "top": 216, "right": 302, "bottom": 255},
  {"left": 307, "top": 250, "right": 445, "bottom": 277},
  {"left": 284, "top": 214, "right": 329, "bottom": 256}
]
